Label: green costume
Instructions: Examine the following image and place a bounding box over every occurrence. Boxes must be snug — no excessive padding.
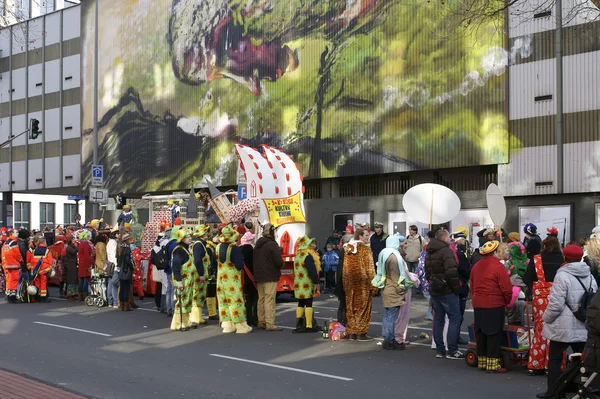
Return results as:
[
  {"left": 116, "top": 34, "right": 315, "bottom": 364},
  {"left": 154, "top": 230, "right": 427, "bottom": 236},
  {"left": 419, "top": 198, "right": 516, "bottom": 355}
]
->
[
  {"left": 294, "top": 250, "right": 317, "bottom": 300},
  {"left": 293, "top": 235, "right": 321, "bottom": 333},
  {"left": 170, "top": 229, "right": 197, "bottom": 332},
  {"left": 190, "top": 224, "right": 212, "bottom": 326}
]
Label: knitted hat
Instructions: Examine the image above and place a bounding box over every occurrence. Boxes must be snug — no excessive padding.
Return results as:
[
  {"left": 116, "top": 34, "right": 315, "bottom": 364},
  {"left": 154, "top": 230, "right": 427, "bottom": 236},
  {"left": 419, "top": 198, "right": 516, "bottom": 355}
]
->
[
  {"left": 508, "top": 232, "right": 520, "bottom": 243},
  {"left": 385, "top": 233, "right": 406, "bottom": 249},
  {"left": 18, "top": 229, "right": 30, "bottom": 240},
  {"left": 176, "top": 228, "right": 191, "bottom": 243},
  {"left": 480, "top": 240, "right": 499, "bottom": 256},
  {"left": 524, "top": 223, "right": 537, "bottom": 235},
  {"left": 563, "top": 244, "right": 584, "bottom": 262},
  {"left": 219, "top": 226, "right": 239, "bottom": 243},
  {"left": 193, "top": 224, "right": 210, "bottom": 237},
  {"left": 240, "top": 232, "right": 256, "bottom": 247},
  {"left": 345, "top": 225, "right": 354, "bottom": 234}
]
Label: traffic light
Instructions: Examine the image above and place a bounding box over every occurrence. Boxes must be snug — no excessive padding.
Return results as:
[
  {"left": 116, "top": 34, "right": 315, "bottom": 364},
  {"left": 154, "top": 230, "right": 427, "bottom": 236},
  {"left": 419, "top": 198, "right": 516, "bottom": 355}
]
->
[{"left": 30, "top": 118, "right": 41, "bottom": 140}]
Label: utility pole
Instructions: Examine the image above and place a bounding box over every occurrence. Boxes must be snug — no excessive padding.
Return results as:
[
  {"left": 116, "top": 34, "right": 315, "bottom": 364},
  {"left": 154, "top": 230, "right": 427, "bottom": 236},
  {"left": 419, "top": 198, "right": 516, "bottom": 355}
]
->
[
  {"left": 555, "top": 0, "right": 564, "bottom": 194},
  {"left": 92, "top": 0, "right": 100, "bottom": 218}
]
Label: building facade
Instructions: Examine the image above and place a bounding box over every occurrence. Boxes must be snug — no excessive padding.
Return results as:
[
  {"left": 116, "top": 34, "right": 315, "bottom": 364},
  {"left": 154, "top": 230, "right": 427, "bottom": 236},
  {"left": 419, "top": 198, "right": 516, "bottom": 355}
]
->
[{"left": 0, "top": 0, "right": 597, "bottom": 245}]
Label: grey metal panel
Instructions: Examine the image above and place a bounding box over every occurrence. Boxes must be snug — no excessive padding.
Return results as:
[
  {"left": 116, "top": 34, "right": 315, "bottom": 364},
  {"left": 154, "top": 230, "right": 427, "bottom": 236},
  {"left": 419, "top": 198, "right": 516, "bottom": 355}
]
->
[{"left": 0, "top": 137, "right": 80, "bottom": 161}]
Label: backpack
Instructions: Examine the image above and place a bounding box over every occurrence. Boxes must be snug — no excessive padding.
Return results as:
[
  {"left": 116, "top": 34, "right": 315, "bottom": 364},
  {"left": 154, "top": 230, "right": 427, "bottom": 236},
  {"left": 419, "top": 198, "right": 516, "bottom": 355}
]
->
[
  {"left": 567, "top": 275, "right": 595, "bottom": 322},
  {"left": 150, "top": 244, "right": 169, "bottom": 271}
]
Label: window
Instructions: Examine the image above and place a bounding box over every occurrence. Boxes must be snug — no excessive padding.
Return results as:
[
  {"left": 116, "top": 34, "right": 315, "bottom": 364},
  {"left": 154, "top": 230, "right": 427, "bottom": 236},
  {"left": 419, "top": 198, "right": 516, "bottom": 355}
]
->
[
  {"left": 41, "top": 0, "right": 55, "bottom": 14},
  {"left": 40, "top": 203, "right": 55, "bottom": 230},
  {"left": 14, "top": 201, "right": 30, "bottom": 229},
  {"left": 64, "top": 204, "right": 77, "bottom": 225},
  {"left": 16, "top": 0, "right": 29, "bottom": 19}
]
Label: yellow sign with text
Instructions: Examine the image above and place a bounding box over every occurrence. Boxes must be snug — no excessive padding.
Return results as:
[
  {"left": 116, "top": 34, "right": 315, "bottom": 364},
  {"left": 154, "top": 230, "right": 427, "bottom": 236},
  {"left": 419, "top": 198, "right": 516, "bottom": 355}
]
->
[{"left": 263, "top": 192, "right": 306, "bottom": 227}]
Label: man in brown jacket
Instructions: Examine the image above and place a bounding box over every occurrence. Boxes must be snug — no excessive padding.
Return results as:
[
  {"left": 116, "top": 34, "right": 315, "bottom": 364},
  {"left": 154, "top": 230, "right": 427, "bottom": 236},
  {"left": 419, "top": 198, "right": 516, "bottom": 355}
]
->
[{"left": 253, "top": 224, "right": 284, "bottom": 331}]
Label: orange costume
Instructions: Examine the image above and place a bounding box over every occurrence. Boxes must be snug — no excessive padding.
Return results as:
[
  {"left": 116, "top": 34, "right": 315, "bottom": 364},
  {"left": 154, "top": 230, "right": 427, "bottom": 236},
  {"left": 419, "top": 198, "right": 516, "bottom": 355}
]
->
[
  {"left": 27, "top": 244, "right": 54, "bottom": 300},
  {"left": 342, "top": 240, "right": 376, "bottom": 336},
  {"left": 2, "top": 238, "right": 23, "bottom": 301}
]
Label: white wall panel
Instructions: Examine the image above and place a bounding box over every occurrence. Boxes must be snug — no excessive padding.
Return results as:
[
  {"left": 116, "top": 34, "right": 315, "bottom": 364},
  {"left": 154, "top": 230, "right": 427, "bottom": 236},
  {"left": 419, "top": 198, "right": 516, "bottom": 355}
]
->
[
  {"left": 11, "top": 67, "right": 26, "bottom": 101},
  {"left": 509, "top": 59, "right": 556, "bottom": 120},
  {"left": 28, "top": 63, "right": 43, "bottom": 97},
  {"left": 62, "top": 54, "right": 80, "bottom": 91},
  {"left": 44, "top": 157, "right": 60, "bottom": 188},
  {"left": 0, "top": 72, "right": 9, "bottom": 102},
  {"left": 44, "top": 12, "right": 61, "bottom": 46},
  {"left": 45, "top": 59, "right": 60, "bottom": 94},
  {"left": 62, "top": 6, "right": 80, "bottom": 41},
  {"left": 11, "top": 114, "right": 27, "bottom": 146},
  {"left": 498, "top": 145, "right": 558, "bottom": 196},
  {"left": 11, "top": 27, "right": 26, "bottom": 55},
  {"left": 0, "top": 163, "right": 9, "bottom": 191},
  {"left": 564, "top": 51, "right": 600, "bottom": 114},
  {"left": 62, "top": 104, "right": 79, "bottom": 139},
  {"left": 11, "top": 160, "right": 26, "bottom": 190},
  {"left": 27, "top": 158, "right": 43, "bottom": 189},
  {"left": 0, "top": 28, "right": 10, "bottom": 58},
  {"left": 0, "top": 117, "right": 9, "bottom": 142},
  {"left": 28, "top": 18, "right": 44, "bottom": 50},
  {"left": 43, "top": 107, "right": 60, "bottom": 142},
  {"left": 564, "top": 141, "right": 600, "bottom": 193},
  {"left": 62, "top": 154, "right": 80, "bottom": 187}
]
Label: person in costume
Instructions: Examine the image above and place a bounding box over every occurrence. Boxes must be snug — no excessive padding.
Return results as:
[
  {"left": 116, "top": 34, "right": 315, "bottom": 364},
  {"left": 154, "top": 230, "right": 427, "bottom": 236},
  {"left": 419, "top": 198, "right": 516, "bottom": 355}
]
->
[
  {"left": 168, "top": 199, "right": 181, "bottom": 225},
  {"left": 27, "top": 235, "right": 55, "bottom": 303},
  {"left": 505, "top": 241, "right": 529, "bottom": 325},
  {"left": 343, "top": 227, "right": 376, "bottom": 341},
  {"left": 77, "top": 231, "right": 94, "bottom": 302},
  {"left": 292, "top": 235, "right": 321, "bottom": 333},
  {"left": 216, "top": 226, "right": 252, "bottom": 334},
  {"left": 205, "top": 230, "right": 220, "bottom": 320},
  {"left": 526, "top": 232, "right": 565, "bottom": 376},
  {"left": 373, "top": 233, "right": 411, "bottom": 350},
  {"left": 117, "top": 233, "right": 135, "bottom": 311},
  {"left": 470, "top": 240, "right": 513, "bottom": 373},
  {"left": 190, "top": 224, "right": 212, "bottom": 327},
  {"left": 117, "top": 204, "right": 134, "bottom": 228},
  {"left": 61, "top": 236, "right": 79, "bottom": 301},
  {"left": 170, "top": 229, "right": 198, "bottom": 331},
  {"left": 2, "top": 230, "right": 22, "bottom": 303}
]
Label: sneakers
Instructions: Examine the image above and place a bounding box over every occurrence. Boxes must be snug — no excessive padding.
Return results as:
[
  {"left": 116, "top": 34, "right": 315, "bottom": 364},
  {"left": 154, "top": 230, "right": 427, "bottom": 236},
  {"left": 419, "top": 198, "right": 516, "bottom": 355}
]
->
[
  {"left": 446, "top": 351, "right": 465, "bottom": 360},
  {"left": 382, "top": 341, "right": 406, "bottom": 350},
  {"left": 436, "top": 353, "right": 445, "bottom": 359}
]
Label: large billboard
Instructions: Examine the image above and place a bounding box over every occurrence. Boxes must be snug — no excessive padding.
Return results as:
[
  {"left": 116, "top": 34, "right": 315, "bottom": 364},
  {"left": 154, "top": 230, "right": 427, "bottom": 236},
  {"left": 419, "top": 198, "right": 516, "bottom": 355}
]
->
[{"left": 81, "top": 0, "right": 508, "bottom": 193}]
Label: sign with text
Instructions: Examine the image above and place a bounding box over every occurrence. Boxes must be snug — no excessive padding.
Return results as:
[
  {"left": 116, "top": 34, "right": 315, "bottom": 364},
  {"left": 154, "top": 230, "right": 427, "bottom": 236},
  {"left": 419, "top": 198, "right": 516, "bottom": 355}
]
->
[
  {"left": 91, "top": 165, "right": 103, "bottom": 186},
  {"left": 263, "top": 192, "right": 306, "bottom": 227}
]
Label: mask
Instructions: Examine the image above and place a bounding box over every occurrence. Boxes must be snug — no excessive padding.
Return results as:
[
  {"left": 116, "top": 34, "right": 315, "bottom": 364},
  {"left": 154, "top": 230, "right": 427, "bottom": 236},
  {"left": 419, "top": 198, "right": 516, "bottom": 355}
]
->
[{"left": 130, "top": 243, "right": 137, "bottom": 250}]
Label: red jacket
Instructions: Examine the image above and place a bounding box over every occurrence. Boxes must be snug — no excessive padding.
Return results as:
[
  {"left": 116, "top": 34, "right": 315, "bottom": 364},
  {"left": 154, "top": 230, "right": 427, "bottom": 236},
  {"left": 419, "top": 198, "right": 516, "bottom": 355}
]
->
[
  {"left": 77, "top": 241, "right": 94, "bottom": 278},
  {"left": 470, "top": 255, "right": 513, "bottom": 308}
]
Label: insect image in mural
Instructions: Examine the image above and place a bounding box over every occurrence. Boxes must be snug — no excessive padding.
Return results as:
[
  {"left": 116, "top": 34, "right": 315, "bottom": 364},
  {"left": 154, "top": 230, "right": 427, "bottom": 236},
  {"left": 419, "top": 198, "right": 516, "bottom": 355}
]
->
[{"left": 80, "top": 0, "right": 513, "bottom": 194}]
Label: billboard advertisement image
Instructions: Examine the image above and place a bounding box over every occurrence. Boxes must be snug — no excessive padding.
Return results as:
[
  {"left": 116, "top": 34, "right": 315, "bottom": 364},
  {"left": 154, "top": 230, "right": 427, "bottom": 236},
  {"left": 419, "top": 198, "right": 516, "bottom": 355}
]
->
[{"left": 81, "top": 0, "right": 508, "bottom": 193}]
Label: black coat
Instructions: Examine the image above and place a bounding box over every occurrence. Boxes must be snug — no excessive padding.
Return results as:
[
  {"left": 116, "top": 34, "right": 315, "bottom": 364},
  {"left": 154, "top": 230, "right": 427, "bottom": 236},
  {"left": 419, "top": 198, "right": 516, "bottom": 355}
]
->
[
  {"left": 425, "top": 238, "right": 461, "bottom": 296},
  {"left": 252, "top": 237, "right": 283, "bottom": 283},
  {"left": 584, "top": 292, "right": 600, "bottom": 370},
  {"left": 117, "top": 243, "right": 134, "bottom": 281},
  {"left": 523, "top": 251, "right": 564, "bottom": 287},
  {"left": 61, "top": 244, "right": 79, "bottom": 285}
]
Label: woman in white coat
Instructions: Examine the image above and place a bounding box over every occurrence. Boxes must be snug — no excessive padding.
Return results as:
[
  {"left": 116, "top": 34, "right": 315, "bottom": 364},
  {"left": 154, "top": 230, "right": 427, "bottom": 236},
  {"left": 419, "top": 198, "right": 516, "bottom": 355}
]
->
[{"left": 537, "top": 245, "right": 597, "bottom": 399}]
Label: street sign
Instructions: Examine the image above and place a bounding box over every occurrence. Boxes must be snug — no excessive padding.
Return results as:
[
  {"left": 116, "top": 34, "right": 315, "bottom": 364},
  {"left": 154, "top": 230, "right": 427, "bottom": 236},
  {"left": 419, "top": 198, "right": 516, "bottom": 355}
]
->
[
  {"left": 91, "top": 165, "right": 103, "bottom": 186},
  {"left": 74, "top": 213, "right": 81, "bottom": 222},
  {"left": 238, "top": 185, "right": 247, "bottom": 200},
  {"left": 68, "top": 195, "right": 86, "bottom": 201},
  {"left": 89, "top": 187, "right": 108, "bottom": 205}
]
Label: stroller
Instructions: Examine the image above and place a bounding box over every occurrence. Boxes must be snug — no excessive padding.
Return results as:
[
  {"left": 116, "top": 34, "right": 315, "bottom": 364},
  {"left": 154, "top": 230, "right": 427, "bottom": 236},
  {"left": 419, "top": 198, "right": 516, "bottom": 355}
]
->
[
  {"left": 86, "top": 268, "right": 108, "bottom": 308},
  {"left": 546, "top": 353, "right": 600, "bottom": 399}
]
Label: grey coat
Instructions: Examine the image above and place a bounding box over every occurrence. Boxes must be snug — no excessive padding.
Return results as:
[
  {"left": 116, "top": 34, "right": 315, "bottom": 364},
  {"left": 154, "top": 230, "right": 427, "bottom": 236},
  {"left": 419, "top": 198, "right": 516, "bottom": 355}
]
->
[
  {"left": 382, "top": 253, "right": 406, "bottom": 308},
  {"left": 543, "top": 262, "right": 598, "bottom": 343}
]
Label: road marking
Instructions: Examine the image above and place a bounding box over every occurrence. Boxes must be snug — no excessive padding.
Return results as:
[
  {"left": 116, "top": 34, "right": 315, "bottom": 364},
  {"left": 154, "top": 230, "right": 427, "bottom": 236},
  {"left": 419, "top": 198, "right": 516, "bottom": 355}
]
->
[
  {"left": 33, "top": 321, "right": 112, "bottom": 337},
  {"left": 136, "top": 307, "right": 159, "bottom": 313},
  {"left": 209, "top": 354, "right": 354, "bottom": 381}
]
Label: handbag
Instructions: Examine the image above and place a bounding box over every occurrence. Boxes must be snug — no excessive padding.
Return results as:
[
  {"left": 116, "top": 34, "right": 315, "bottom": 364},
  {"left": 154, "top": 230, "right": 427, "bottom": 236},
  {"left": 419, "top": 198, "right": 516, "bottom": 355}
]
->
[{"left": 103, "top": 261, "right": 116, "bottom": 277}]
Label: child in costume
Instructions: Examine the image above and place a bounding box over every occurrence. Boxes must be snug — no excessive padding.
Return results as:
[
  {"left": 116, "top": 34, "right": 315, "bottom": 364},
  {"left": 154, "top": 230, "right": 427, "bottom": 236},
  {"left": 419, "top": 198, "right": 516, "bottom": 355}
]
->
[
  {"left": 190, "top": 224, "right": 212, "bottom": 327},
  {"left": 131, "top": 243, "right": 145, "bottom": 300},
  {"left": 117, "top": 205, "right": 134, "bottom": 228},
  {"left": 505, "top": 241, "right": 529, "bottom": 325},
  {"left": 216, "top": 226, "right": 252, "bottom": 334},
  {"left": 293, "top": 235, "right": 321, "bottom": 333},
  {"left": 170, "top": 229, "right": 197, "bottom": 332}
]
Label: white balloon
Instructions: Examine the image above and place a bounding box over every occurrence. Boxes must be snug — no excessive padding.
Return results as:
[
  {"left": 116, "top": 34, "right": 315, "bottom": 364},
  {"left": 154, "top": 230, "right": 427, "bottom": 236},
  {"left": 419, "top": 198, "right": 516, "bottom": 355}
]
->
[{"left": 402, "top": 183, "right": 461, "bottom": 225}]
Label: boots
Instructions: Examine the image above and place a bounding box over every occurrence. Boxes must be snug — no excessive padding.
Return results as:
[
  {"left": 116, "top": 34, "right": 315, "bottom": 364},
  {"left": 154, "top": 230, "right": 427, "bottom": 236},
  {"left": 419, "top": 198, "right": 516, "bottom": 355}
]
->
[
  {"left": 120, "top": 302, "right": 126, "bottom": 311},
  {"left": 235, "top": 321, "right": 253, "bottom": 334},
  {"left": 304, "top": 308, "right": 319, "bottom": 332},
  {"left": 170, "top": 313, "right": 191, "bottom": 331},
  {"left": 190, "top": 306, "right": 206, "bottom": 327},
  {"left": 221, "top": 321, "right": 236, "bottom": 333},
  {"left": 41, "top": 296, "right": 51, "bottom": 303},
  {"left": 293, "top": 307, "right": 306, "bottom": 333},
  {"left": 124, "top": 303, "right": 133, "bottom": 311}
]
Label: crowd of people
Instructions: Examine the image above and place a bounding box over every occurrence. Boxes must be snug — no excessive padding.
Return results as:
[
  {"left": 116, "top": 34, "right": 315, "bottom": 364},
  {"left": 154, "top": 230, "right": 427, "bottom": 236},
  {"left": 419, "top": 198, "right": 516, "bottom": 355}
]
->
[{"left": 4, "top": 211, "right": 600, "bottom": 396}]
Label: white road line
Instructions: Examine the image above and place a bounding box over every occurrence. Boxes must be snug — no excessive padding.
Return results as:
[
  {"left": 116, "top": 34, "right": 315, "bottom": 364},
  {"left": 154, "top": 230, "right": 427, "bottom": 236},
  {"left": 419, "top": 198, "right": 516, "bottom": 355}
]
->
[
  {"left": 136, "top": 307, "right": 159, "bottom": 312},
  {"left": 209, "top": 354, "right": 354, "bottom": 381},
  {"left": 33, "top": 321, "right": 112, "bottom": 337}
]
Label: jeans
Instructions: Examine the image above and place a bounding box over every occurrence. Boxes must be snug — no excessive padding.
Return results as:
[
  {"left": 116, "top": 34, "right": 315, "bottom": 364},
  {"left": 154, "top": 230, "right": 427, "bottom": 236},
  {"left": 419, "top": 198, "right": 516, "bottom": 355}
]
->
[
  {"left": 432, "top": 294, "right": 461, "bottom": 354},
  {"left": 382, "top": 306, "right": 401, "bottom": 344},
  {"left": 424, "top": 291, "right": 433, "bottom": 319},
  {"left": 78, "top": 277, "right": 89, "bottom": 294},
  {"left": 165, "top": 274, "right": 174, "bottom": 313},
  {"left": 405, "top": 261, "right": 419, "bottom": 273},
  {"left": 107, "top": 271, "right": 120, "bottom": 306},
  {"left": 459, "top": 296, "right": 467, "bottom": 328}
]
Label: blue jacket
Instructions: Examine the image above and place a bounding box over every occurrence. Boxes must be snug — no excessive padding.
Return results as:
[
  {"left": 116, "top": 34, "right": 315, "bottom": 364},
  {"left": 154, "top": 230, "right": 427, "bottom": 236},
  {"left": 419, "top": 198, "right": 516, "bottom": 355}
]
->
[
  {"left": 165, "top": 239, "right": 178, "bottom": 275},
  {"left": 322, "top": 250, "right": 339, "bottom": 273}
]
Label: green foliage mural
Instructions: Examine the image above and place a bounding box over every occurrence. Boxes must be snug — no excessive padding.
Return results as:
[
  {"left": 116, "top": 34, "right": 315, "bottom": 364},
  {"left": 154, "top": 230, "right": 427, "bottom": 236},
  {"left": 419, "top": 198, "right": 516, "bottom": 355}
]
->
[{"left": 81, "top": 0, "right": 509, "bottom": 194}]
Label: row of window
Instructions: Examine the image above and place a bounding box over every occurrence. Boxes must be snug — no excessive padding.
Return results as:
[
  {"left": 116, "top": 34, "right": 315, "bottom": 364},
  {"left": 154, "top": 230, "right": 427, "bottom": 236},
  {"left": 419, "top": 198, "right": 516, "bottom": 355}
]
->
[
  {"left": 13, "top": 201, "right": 76, "bottom": 229},
  {"left": 1, "top": 1, "right": 56, "bottom": 19}
]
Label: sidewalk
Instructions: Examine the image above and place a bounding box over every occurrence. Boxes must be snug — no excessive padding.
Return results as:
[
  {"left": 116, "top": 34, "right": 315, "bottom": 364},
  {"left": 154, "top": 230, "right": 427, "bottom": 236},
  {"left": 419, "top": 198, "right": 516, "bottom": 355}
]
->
[{"left": 0, "top": 370, "right": 88, "bottom": 399}]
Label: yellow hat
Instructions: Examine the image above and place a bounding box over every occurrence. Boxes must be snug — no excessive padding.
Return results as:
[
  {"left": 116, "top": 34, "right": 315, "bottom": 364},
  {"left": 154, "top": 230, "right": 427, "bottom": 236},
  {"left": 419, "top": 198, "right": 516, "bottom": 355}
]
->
[
  {"left": 167, "top": 199, "right": 174, "bottom": 205},
  {"left": 176, "top": 228, "right": 191, "bottom": 243},
  {"left": 219, "top": 226, "right": 239, "bottom": 243},
  {"left": 480, "top": 240, "right": 500, "bottom": 256},
  {"left": 452, "top": 226, "right": 468, "bottom": 238},
  {"left": 296, "top": 235, "right": 315, "bottom": 250},
  {"left": 123, "top": 204, "right": 131, "bottom": 210},
  {"left": 193, "top": 224, "right": 210, "bottom": 237}
]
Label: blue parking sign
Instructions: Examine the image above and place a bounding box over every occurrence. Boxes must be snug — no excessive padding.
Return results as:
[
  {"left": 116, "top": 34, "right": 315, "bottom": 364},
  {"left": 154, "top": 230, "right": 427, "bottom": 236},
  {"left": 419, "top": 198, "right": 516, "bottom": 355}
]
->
[
  {"left": 238, "top": 185, "right": 247, "bottom": 200},
  {"left": 92, "top": 165, "right": 103, "bottom": 186}
]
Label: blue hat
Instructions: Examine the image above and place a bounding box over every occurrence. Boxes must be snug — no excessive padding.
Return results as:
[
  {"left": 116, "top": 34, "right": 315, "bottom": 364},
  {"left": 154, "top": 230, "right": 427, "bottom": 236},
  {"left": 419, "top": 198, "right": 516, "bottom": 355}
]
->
[{"left": 385, "top": 233, "right": 406, "bottom": 249}]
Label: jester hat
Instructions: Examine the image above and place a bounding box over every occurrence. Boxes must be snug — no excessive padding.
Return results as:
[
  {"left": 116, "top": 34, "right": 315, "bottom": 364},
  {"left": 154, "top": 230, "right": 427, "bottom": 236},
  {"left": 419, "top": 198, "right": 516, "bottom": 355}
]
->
[{"left": 296, "top": 235, "right": 315, "bottom": 250}]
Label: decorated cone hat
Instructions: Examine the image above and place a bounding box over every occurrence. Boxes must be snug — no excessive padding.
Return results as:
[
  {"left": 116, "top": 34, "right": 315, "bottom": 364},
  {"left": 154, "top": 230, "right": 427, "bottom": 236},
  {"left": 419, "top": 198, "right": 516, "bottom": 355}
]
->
[{"left": 480, "top": 240, "right": 499, "bottom": 256}]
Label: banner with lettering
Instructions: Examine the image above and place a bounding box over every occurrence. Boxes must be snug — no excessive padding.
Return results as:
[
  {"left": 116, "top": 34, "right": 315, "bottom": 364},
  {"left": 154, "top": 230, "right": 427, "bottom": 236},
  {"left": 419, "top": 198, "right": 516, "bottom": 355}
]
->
[{"left": 263, "top": 192, "right": 306, "bottom": 227}]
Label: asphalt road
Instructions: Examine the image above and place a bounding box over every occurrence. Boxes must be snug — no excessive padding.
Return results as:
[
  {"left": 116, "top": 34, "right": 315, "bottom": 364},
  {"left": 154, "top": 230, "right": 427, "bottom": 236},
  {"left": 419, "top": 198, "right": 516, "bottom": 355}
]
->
[{"left": 0, "top": 288, "right": 546, "bottom": 399}]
